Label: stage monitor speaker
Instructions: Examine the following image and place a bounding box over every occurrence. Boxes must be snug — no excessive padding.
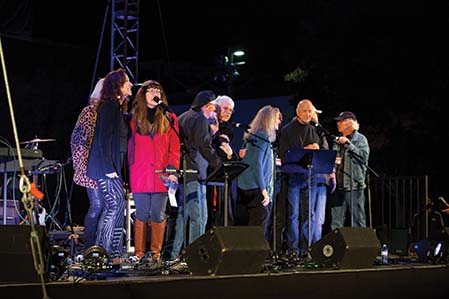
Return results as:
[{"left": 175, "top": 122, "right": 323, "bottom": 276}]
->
[
  {"left": 390, "top": 228, "right": 410, "bottom": 256},
  {"left": 0, "top": 225, "right": 49, "bottom": 283},
  {"left": 311, "top": 227, "right": 380, "bottom": 269},
  {"left": 184, "top": 226, "right": 270, "bottom": 276}
]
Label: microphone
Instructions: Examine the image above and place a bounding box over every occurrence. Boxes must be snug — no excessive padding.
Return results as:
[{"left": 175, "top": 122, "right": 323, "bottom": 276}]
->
[
  {"left": 310, "top": 121, "right": 330, "bottom": 136},
  {"left": 154, "top": 96, "right": 173, "bottom": 113},
  {"left": 231, "top": 122, "right": 251, "bottom": 130},
  {"left": 334, "top": 135, "right": 350, "bottom": 145}
]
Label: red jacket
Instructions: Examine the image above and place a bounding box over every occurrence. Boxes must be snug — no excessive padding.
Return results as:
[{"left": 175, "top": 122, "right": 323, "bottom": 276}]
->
[{"left": 128, "top": 113, "right": 180, "bottom": 193}]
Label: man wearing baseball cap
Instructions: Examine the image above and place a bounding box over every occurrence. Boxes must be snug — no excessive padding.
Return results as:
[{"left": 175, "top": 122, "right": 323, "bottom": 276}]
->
[
  {"left": 331, "top": 111, "right": 370, "bottom": 230},
  {"left": 169, "top": 90, "right": 233, "bottom": 260}
]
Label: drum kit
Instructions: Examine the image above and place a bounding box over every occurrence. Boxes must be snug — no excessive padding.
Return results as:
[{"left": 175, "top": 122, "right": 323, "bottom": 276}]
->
[
  {"left": 1, "top": 136, "right": 62, "bottom": 228},
  {"left": 20, "top": 137, "right": 56, "bottom": 150}
]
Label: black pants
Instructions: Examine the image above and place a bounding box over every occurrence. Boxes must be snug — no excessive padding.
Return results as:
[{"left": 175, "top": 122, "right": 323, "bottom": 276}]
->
[{"left": 236, "top": 188, "right": 269, "bottom": 234}]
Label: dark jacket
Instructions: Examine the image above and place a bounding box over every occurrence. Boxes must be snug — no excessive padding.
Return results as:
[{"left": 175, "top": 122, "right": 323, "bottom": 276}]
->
[
  {"left": 212, "top": 121, "right": 237, "bottom": 161},
  {"left": 278, "top": 117, "right": 323, "bottom": 164},
  {"left": 178, "top": 109, "right": 222, "bottom": 182},
  {"left": 87, "top": 99, "right": 127, "bottom": 180}
]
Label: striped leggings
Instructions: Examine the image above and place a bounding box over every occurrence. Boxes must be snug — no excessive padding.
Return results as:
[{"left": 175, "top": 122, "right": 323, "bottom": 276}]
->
[{"left": 96, "top": 177, "right": 126, "bottom": 258}]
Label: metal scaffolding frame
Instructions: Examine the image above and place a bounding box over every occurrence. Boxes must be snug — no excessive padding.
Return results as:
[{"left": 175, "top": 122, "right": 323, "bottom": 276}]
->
[{"left": 110, "top": 0, "right": 139, "bottom": 82}]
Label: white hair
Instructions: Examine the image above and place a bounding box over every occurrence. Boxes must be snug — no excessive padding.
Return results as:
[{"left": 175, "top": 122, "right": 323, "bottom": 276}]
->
[
  {"left": 214, "top": 95, "right": 235, "bottom": 108},
  {"left": 90, "top": 78, "right": 104, "bottom": 99}
]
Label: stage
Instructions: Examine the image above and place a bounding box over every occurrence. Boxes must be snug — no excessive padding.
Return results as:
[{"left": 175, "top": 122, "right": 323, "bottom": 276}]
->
[{"left": 1, "top": 261, "right": 448, "bottom": 299}]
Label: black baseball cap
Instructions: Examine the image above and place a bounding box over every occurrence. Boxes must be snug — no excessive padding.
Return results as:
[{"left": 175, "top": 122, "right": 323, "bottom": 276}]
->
[
  {"left": 334, "top": 111, "right": 357, "bottom": 121},
  {"left": 191, "top": 90, "right": 217, "bottom": 109}
]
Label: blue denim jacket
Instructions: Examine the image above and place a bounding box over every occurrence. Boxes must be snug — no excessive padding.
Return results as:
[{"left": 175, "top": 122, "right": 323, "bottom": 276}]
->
[{"left": 333, "top": 130, "right": 370, "bottom": 191}]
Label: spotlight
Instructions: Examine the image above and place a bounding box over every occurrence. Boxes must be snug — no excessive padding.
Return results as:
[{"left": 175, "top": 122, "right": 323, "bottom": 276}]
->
[
  {"left": 414, "top": 239, "right": 449, "bottom": 264},
  {"left": 82, "top": 245, "right": 109, "bottom": 270},
  {"left": 431, "top": 241, "right": 449, "bottom": 264}
]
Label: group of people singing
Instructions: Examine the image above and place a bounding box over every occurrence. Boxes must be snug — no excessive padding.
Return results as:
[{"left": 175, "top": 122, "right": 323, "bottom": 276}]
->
[{"left": 71, "top": 68, "right": 370, "bottom": 264}]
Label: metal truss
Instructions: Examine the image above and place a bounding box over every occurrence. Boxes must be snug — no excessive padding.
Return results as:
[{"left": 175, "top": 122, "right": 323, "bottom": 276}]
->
[{"left": 110, "top": 0, "right": 139, "bottom": 82}]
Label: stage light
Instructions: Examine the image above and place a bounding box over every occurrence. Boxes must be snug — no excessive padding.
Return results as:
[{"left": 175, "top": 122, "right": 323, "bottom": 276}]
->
[
  {"left": 414, "top": 239, "right": 449, "bottom": 264},
  {"left": 228, "top": 48, "right": 246, "bottom": 66},
  {"left": 434, "top": 242, "right": 442, "bottom": 256},
  {"left": 431, "top": 241, "right": 449, "bottom": 264},
  {"left": 82, "top": 245, "right": 109, "bottom": 270}
]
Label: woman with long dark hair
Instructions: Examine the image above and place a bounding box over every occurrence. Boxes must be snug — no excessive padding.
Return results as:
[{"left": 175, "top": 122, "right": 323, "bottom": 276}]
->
[
  {"left": 128, "top": 80, "right": 180, "bottom": 262},
  {"left": 86, "top": 68, "right": 133, "bottom": 263}
]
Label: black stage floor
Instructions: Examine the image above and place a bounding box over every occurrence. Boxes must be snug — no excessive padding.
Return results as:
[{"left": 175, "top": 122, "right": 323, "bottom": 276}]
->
[{"left": 1, "top": 261, "right": 449, "bottom": 299}]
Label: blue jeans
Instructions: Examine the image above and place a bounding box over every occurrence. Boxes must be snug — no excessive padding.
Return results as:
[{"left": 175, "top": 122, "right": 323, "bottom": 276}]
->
[
  {"left": 330, "top": 189, "right": 366, "bottom": 230},
  {"left": 133, "top": 192, "right": 168, "bottom": 223},
  {"left": 285, "top": 173, "right": 316, "bottom": 254},
  {"left": 96, "top": 178, "right": 126, "bottom": 259},
  {"left": 311, "top": 183, "right": 327, "bottom": 243},
  {"left": 170, "top": 181, "right": 207, "bottom": 259},
  {"left": 84, "top": 187, "right": 104, "bottom": 249}
]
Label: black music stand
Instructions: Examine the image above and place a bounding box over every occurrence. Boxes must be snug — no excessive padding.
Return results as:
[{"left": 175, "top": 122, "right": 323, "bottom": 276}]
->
[
  {"left": 283, "top": 149, "right": 336, "bottom": 249},
  {"left": 203, "top": 161, "right": 249, "bottom": 226}
]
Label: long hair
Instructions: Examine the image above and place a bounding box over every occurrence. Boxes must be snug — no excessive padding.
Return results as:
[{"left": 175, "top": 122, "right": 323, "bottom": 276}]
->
[
  {"left": 131, "top": 80, "right": 171, "bottom": 135},
  {"left": 244, "top": 105, "right": 280, "bottom": 142},
  {"left": 97, "top": 68, "right": 129, "bottom": 112}
]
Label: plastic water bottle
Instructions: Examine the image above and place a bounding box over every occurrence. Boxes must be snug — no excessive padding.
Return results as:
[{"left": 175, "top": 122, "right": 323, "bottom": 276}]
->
[
  {"left": 160, "top": 175, "right": 178, "bottom": 196},
  {"left": 168, "top": 180, "right": 178, "bottom": 197},
  {"left": 381, "top": 244, "right": 388, "bottom": 264}
]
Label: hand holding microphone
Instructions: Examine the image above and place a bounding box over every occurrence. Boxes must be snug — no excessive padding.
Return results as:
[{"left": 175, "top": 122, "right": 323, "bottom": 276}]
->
[{"left": 335, "top": 136, "right": 350, "bottom": 146}]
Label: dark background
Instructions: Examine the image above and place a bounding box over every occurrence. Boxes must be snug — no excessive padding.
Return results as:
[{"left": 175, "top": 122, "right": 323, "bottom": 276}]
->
[{"left": 1, "top": 0, "right": 448, "bottom": 225}]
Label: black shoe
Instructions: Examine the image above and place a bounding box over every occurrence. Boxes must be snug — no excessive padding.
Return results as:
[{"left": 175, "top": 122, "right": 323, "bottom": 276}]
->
[{"left": 288, "top": 251, "right": 300, "bottom": 262}]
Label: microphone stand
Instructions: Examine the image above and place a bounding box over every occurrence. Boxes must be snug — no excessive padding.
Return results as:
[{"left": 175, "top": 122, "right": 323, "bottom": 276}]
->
[
  {"left": 345, "top": 148, "right": 380, "bottom": 228},
  {"left": 271, "top": 142, "right": 279, "bottom": 258},
  {"left": 160, "top": 108, "right": 191, "bottom": 252},
  {"left": 62, "top": 158, "right": 78, "bottom": 259}
]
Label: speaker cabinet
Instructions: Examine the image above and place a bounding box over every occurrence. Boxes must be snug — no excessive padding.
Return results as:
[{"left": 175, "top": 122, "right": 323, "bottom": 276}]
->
[
  {"left": 311, "top": 227, "right": 381, "bottom": 269},
  {"left": 390, "top": 228, "right": 410, "bottom": 256},
  {"left": 184, "top": 226, "right": 270, "bottom": 276},
  {"left": 0, "top": 225, "right": 49, "bottom": 283}
]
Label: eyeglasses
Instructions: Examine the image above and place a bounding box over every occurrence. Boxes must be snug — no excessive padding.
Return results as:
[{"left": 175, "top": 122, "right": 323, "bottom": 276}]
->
[{"left": 146, "top": 88, "right": 162, "bottom": 94}]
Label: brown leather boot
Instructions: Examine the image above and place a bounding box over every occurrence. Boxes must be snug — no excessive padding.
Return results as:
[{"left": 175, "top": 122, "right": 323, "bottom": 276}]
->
[
  {"left": 134, "top": 219, "right": 147, "bottom": 259},
  {"left": 150, "top": 219, "right": 166, "bottom": 263}
]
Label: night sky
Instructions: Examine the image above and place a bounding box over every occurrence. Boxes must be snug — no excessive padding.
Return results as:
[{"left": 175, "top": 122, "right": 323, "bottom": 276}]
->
[{"left": 1, "top": 1, "right": 448, "bottom": 224}]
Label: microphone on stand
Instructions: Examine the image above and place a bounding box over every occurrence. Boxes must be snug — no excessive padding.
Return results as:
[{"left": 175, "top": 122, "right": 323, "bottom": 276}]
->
[
  {"left": 310, "top": 120, "right": 331, "bottom": 136},
  {"left": 154, "top": 96, "right": 173, "bottom": 113},
  {"left": 231, "top": 122, "right": 251, "bottom": 130}
]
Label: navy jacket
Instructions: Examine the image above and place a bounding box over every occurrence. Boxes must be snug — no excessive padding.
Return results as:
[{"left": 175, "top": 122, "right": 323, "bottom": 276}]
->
[
  {"left": 178, "top": 109, "right": 222, "bottom": 182},
  {"left": 87, "top": 100, "right": 127, "bottom": 180}
]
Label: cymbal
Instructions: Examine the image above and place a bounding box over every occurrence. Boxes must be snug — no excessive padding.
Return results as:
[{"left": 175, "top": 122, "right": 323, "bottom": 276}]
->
[{"left": 20, "top": 138, "right": 56, "bottom": 144}]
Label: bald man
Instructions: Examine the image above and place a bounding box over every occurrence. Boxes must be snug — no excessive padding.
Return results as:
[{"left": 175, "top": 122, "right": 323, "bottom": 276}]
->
[{"left": 278, "top": 99, "right": 325, "bottom": 260}]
